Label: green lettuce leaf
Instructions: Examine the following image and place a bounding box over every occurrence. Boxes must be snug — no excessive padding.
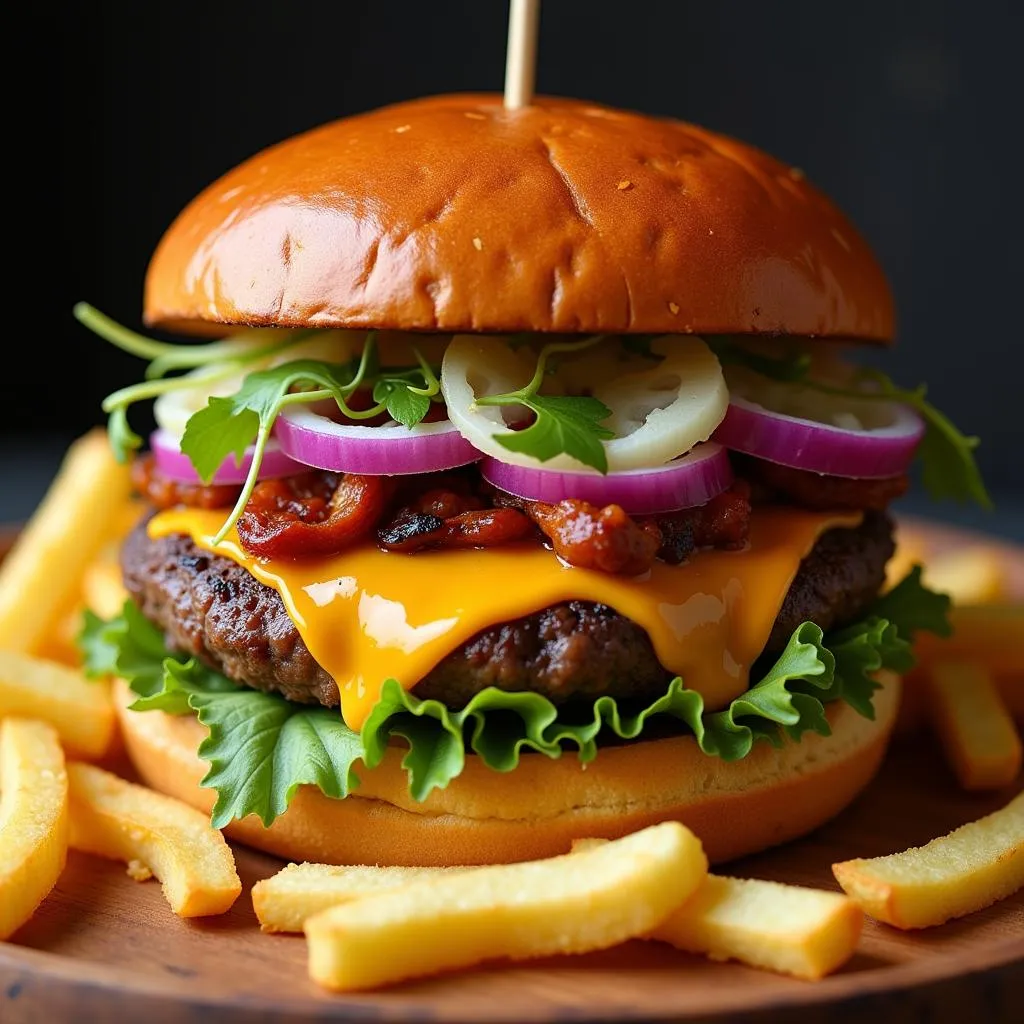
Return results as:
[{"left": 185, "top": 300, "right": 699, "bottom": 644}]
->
[{"left": 83, "top": 567, "right": 945, "bottom": 827}]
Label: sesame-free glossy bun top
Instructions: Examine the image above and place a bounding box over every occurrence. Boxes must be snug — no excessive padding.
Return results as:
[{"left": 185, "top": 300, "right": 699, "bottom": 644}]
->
[{"left": 144, "top": 93, "right": 894, "bottom": 342}]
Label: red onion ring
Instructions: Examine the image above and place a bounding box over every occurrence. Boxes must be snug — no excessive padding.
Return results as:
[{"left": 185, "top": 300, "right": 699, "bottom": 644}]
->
[
  {"left": 150, "top": 429, "right": 305, "bottom": 485},
  {"left": 480, "top": 443, "right": 733, "bottom": 514},
  {"left": 274, "top": 404, "right": 482, "bottom": 475},
  {"left": 713, "top": 397, "right": 925, "bottom": 478}
]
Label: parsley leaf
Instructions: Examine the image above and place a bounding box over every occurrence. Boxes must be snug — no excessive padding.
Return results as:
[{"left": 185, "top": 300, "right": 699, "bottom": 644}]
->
[
  {"left": 476, "top": 336, "right": 615, "bottom": 472},
  {"left": 494, "top": 394, "right": 615, "bottom": 473},
  {"left": 372, "top": 377, "right": 432, "bottom": 428}
]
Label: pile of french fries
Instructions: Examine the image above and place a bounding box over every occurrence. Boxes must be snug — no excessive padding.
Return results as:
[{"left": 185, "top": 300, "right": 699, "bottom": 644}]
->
[{"left": 1, "top": 428, "right": 1022, "bottom": 991}]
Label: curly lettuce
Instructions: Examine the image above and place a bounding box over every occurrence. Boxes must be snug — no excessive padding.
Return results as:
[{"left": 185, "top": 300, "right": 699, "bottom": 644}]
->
[{"left": 79, "top": 568, "right": 948, "bottom": 828}]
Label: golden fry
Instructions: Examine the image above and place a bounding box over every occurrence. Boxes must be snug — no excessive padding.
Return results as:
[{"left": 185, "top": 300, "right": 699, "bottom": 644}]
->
[
  {"left": 572, "top": 839, "right": 862, "bottom": 980},
  {"left": 81, "top": 554, "right": 129, "bottom": 620},
  {"left": 884, "top": 533, "right": 927, "bottom": 592},
  {"left": 0, "top": 429, "right": 132, "bottom": 654},
  {"left": 305, "top": 821, "right": 708, "bottom": 992},
  {"left": 67, "top": 761, "right": 241, "bottom": 917},
  {"left": 922, "top": 662, "right": 1022, "bottom": 790},
  {"left": 253, "top": 862, "right": 461, "bottom": 933},
  {"left": 833, "top": 791, "right": 1024, "bottom": 928},
  {"left": 651, "top": 875, "right": 862, "bottom": 981},
  {"left": 913, "top": 604, "right": 1024, "bottom": 677},
  {"left": 923, "top": 547, "right": 1008, "bottom": 605},
  {"left": 0, "top": 649, "right": 115, "bottom": 759},
  {"left": 0, "top": 718, "right": 69, "bottom": 939}
]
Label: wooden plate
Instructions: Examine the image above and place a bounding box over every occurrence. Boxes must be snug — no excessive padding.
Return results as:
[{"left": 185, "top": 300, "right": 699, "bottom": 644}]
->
[{"left": 2, "top": 517, "right": 1023, "bottom": 1023}]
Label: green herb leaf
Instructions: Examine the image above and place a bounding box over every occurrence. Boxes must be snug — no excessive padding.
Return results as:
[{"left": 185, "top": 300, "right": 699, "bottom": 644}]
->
[
  {"left": 495, "top": 394, "right": 615, "bottom": 473},
  {"left": 106, "top": 407, "right": 142, "bottom": 464},
  {"left": 855, "top": 564, "right": 953, "bottom": 640},
  {"left": 181, "top": 360, "right": 357, "bottom": 481},
  {"left": 477, "top": 335, "right": 615, "bottom": 472},
  {"left": 372, "top": 378, "right": 432, "bottom": 428}
]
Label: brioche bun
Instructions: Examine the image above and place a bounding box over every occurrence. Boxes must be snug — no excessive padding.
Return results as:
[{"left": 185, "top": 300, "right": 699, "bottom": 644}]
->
[
  {"left": 114, "top": 673, "right": 899, "bottom": 866},
  {"left": 144, "top": 93, "right": 893, "bottom": 342}
]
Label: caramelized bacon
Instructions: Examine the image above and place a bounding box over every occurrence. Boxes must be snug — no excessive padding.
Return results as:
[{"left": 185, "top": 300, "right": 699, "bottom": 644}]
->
[
  {"left": 131, "top": 454, "right": 241, "bottom": 510},
  {"left": 378, "top": 505, "right": 531, "bottom": 552},
  {"left": 237, "top": 472, "right": 392, "bottom": 559},
  {"left": 524, "top": 499, "right": 662, "bottom": 576}
]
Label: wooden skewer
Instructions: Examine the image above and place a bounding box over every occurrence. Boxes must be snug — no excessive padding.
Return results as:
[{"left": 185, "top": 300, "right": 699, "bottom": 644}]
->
[{"left": 504, "top": 0, "right": 541, "bottom": 110}]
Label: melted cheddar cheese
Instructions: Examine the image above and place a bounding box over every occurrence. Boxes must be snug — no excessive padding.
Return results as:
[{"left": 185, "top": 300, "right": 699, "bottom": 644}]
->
[{"left": 149, "top": 507, "right": 861, "bottom": 731}]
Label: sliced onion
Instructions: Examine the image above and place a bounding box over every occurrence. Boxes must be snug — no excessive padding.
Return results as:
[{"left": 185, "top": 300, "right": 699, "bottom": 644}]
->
[
  {"left": 274, "top": 404, "right": 482, "bottom": 475},
  {"left": 150, "top": 429, "right": 305, "bottom": 484},
  {"left": 713, "top": 396, "right": 925, "bottom": 478},
  {"left": 480, "top": 443, "right": 733, "bottom": 514},
  {"left": 441, "top": 334, "right": 729, "bottom": 473}
]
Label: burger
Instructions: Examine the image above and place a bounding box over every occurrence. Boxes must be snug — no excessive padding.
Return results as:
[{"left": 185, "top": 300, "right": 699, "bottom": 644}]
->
[{"left": 76, "top": 93, "right": 985, "bottom": 867}]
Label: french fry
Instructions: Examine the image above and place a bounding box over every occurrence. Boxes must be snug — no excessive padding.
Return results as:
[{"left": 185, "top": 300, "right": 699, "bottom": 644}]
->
[
  {"left": 832, "top": 790, "right": 1024, "bottom": 929},
  {"left": 0, "top": 428, "right": 132, "bottom": 655},
  {"left": 253, "top": 862, "right": 462, "bottom": 933},
  {"left": 571, "top": 839, "right": 861, "bottom": 980},
  {"left": 922, "top": 662, "right": 1022, "bottom": 790},
  {"left": 0, "top": 649, "right": 115, "bottom": 759},
  {"left": 913, "top": 604, "right": 1024, "bottom": 677},
  {"left": 651, "top": 875, "right": 862, "bottom": 981},
  {"left": 884, "top": 532, "right": 927, "bottom": 592},
  {"left": 67, "top": 761, "right": 241, "bottom": 917},
  {"left": 81, "top": 551, "right": 129, "bottom": 620},
  {"left": 923, "top": 547, "right": 1008, "bottom": 605},
  {"left": 304, "top": 821, "right": 707, "bottom": 992},
  {"left": 0, "top": 718, "right": 69, "bottom": 939},
  {"left": 32, "top": 599, "right": 86, "bottom": 668}
]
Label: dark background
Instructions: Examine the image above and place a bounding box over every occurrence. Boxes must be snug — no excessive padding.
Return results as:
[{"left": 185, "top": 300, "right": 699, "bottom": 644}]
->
[{"left": 13, "top": 0, "right": 1022, "bottom": 536}]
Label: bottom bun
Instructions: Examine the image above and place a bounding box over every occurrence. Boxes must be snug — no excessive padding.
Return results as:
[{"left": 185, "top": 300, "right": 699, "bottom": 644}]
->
[{"left": 114, "top": 673, "right": 899, "bottom": 866}]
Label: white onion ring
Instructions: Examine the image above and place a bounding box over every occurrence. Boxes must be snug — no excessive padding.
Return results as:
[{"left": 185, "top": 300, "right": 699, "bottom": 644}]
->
[
  {"left": 480, "top": 443, "right": 733, "bottom": 513},
  {"left": 440, "top": 334, "right": 729, "bottom": 472},
  {"left": 274, "top": 404, "right": 481, "bottom": 475}
]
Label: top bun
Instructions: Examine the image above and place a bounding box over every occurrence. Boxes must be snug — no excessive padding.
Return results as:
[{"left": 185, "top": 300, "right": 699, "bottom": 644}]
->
[{"left": 144, "top": 94, "right": 894, "bottom": 342}]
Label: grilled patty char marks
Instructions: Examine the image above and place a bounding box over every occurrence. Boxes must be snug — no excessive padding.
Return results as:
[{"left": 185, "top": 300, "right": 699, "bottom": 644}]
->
[{"left": 120, "top": 511, "right": 894, "bottom": 709}]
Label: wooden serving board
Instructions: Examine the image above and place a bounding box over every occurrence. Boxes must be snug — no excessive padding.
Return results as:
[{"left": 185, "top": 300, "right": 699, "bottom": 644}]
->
[{"left": 2, "top": 517, "right": 1023, "bottom": 1024}]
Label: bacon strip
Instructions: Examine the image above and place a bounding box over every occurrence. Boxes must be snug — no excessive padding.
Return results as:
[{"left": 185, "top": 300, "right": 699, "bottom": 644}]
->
[
  {"left": 237, "top": 473, "right": 392, "bottom": 559},
  {"left": 378, "top": 504, "right": 532, "bottom": 553},
  {"left": 524, "top": 499, "right": 663, "bottom": 575}
]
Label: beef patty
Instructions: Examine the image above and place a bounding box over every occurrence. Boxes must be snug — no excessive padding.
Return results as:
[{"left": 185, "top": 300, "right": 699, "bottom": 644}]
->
[{"left": 121, "top": 511, "right": 895, "bottom": 709}]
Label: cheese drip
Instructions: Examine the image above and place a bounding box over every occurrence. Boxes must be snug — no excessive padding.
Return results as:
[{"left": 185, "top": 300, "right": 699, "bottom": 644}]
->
[{"left": 148, "top": 508, "right": 861, "bottom": 731}]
